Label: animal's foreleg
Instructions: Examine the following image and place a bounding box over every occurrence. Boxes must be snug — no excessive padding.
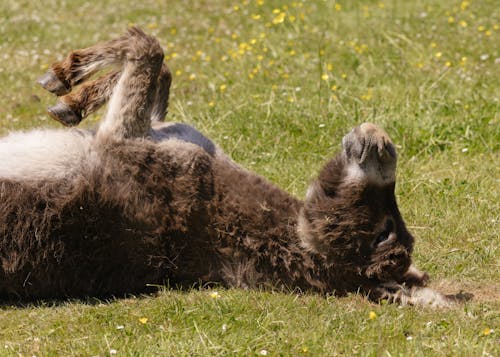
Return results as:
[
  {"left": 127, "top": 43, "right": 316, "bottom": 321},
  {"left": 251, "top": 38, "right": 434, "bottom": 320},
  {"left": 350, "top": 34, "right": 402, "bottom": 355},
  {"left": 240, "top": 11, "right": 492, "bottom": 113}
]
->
[
  {"left": 370, "top": 282, "right": 453, "bottom": 308},
  {"left": 47, "top": 70, "right": 121, "bottom": 126}
]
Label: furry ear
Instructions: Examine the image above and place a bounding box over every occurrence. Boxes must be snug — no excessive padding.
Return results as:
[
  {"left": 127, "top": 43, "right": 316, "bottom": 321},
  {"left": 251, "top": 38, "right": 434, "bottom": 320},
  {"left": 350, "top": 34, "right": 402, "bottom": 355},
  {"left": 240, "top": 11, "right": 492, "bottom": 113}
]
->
[{"left": 342, "top": 123, "right": 397, "bottom": 185}]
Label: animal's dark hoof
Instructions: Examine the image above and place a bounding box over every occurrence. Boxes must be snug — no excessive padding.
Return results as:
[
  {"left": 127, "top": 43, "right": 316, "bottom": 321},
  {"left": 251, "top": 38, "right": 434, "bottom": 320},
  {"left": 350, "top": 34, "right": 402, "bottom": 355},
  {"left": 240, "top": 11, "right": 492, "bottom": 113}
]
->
[
  {"left": 37, "top": 70, "right": 71, "bottom": 96},
  {"left": 47, "top": 101, "right": 82, "bottom": 127}
]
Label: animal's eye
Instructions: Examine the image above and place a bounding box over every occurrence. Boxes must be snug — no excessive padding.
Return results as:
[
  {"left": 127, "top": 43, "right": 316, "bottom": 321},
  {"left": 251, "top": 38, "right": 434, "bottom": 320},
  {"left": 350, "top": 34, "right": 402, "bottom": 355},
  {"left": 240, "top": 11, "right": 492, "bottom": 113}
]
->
[
  {"left": 374, "top": 218, "right": 395, "bottom": 246},
  {"left": 375, "top": 232, "right": 390, "bottom": 245}
]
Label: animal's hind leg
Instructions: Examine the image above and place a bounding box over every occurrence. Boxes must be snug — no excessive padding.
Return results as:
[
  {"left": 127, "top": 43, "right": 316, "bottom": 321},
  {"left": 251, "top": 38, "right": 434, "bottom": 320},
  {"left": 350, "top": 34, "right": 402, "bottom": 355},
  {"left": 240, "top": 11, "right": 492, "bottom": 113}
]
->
[
  {"left": 37, "top": 30, "right": 143, "bottom": 96},
  {"left": 95, "top": 27, "right": 164, "bottom": 141},
  {"left": 46, "top": 63, "right": 171, "bottom": 127},
  {"left": 150, "top": 64, "right": 172, "bottom": 122},
  {"left": 47, "top": 70, "right": 121, "bottom": 126}
]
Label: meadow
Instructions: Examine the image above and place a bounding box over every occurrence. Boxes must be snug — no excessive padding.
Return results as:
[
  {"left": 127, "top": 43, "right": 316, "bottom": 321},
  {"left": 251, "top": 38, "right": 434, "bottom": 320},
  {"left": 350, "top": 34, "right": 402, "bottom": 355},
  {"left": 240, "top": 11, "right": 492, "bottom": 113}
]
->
[{"left": 0, "top": 0, "right": 498, "bottom": 355}]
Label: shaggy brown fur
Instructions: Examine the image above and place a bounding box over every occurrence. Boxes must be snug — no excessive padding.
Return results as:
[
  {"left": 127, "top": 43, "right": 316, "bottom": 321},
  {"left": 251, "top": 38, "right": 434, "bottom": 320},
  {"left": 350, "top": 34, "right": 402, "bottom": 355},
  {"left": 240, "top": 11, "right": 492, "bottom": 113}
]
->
[{"left": 0, "top": 28, "right": 452, "bottom": 306}]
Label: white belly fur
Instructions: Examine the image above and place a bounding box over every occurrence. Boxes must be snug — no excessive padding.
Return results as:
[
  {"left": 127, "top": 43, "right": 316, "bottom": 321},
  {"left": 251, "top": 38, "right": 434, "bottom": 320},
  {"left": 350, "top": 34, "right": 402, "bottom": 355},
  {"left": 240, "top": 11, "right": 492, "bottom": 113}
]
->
[{"left": 0, "top": 129, "right": 93, "bottom": 181}]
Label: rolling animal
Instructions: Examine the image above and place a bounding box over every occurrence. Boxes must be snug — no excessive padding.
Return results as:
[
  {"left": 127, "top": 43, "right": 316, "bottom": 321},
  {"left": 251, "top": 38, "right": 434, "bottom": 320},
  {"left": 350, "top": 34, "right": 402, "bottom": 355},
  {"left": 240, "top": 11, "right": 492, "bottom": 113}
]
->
[{"left": 0, "top": 28, "right": 454, "bottom": 306}]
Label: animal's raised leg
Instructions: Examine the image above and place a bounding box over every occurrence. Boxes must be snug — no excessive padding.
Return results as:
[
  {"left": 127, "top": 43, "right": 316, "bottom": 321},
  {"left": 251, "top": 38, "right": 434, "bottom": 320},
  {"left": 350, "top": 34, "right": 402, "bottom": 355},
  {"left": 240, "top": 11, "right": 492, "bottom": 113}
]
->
[
  {"left": 47, "top": 70, "right": 120, "bottom": 126},
  {"left": 45, "top": 63, "right": 171, "bottom": 127},
  {"left": 37, "top": 31, "right": 138, "bottom": 96},
  {"left": 95, "top": 27, "right": 164, "bottom": 140},
  {"left": 150, "top": 63, "right": 172, "bottom": 122}
]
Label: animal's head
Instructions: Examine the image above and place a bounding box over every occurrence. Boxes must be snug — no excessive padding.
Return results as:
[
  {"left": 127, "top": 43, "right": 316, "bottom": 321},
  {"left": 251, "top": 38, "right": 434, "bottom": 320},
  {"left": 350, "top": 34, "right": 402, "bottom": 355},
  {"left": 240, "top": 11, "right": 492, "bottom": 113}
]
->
[{"left": 298, "top": 123, "right": 417, "bottom": 290}]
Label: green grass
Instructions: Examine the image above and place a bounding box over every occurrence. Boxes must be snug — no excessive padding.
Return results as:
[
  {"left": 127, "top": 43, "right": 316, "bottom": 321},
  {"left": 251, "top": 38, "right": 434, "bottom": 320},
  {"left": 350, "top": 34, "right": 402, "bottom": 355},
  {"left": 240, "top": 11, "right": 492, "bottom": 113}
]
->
[{"left": 0, "top": 0, "right": 498, "bottom": 355}]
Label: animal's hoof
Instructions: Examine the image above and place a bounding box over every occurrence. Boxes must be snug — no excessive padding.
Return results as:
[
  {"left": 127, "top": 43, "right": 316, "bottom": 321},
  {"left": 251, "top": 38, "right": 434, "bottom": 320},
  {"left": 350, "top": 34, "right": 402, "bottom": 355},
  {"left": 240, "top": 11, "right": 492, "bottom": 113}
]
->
[
  {"left": 47, "top": 101, "right": 82, "bottom": 127},
  {"left": 37, "top": 70, "right": 71, "bottom": 96}
]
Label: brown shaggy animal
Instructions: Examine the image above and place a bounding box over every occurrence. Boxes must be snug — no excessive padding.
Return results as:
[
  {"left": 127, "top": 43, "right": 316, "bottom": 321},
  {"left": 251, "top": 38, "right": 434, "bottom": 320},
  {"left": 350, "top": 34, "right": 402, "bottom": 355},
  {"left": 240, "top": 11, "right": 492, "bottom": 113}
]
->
[{"left": 0, "top": 28, "right": 453, "bottom": 306}]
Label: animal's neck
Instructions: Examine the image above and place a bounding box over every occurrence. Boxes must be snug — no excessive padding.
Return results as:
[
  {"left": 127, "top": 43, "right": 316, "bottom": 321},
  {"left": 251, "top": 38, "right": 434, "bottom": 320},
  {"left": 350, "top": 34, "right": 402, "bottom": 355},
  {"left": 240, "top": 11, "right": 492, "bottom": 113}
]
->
[{"left": 212, "top": 160, "right": 332, "bottom": 291}]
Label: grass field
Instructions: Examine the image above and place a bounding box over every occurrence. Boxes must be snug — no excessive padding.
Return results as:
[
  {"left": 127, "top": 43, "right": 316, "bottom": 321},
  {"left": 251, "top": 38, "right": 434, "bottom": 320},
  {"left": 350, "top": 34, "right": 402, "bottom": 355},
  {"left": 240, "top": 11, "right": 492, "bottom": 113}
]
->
[{"left": 0, "top": 0, "right": 498, "bottom": 355}]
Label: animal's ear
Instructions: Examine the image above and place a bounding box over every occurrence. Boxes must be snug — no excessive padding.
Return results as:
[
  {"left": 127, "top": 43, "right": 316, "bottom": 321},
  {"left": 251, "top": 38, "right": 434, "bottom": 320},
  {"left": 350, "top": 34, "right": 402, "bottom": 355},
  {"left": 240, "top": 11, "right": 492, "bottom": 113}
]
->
[{"left": 342, "top": 122, "right": 397, "bottom": 185}]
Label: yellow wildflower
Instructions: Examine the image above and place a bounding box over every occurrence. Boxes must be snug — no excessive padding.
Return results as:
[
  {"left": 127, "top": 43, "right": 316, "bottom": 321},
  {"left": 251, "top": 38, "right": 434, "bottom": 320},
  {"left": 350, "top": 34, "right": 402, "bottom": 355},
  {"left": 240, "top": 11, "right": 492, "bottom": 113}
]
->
[
  {"left": 189, "top": 73, "right": 196, "bottom": 80},
  {"left": 272, "top": 12, "right": 286, "bottom": 25},
  {"left": 435, "top": 52, "right": 442, "bottom": 58},
  {"left": 485, "top": 30, "right": 492, "bottom": 36},
  {"left": 331, "top": 85, "right": 337, "bottom": 91},
  {"left": 252, "top": 14, "right": 261, "bottom": 20},
  {"left": 483, "top": 327, "right": 492, "bottom": 336},
  {"left": 138, "top": 317, "right": 148, "bottom": 324},
  {"left": 448, "top": 16, "right": 455, "bottom": 24},
  {"left": 321, "top": 74, "right": 329, "bottom": 81},
  {"left": 361, "top": 89, "right": 373, "bottom": 101},
  {"left": 445, "top": 61, "right": 452, "bottom": 67},
  {"left": 335, "top": 3, "right": 342, "bottom": 11},
  {"left": 219, "top": 84, "right": 227, "bottom": 93},
  {"left": 459, "top": 20, "right": 468, "bottom": 27},
  {"left": 478, "top": 25, "right": 486, "bottom": 31},
  {"left": 272, "top": 8, "right": 281, "bottom": 14},
  {"left": 369, "top": 311, "right": 377, "bottom": 320},
  {"left": 210, "top": 291, "right": 221, "bottom": 299}
]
